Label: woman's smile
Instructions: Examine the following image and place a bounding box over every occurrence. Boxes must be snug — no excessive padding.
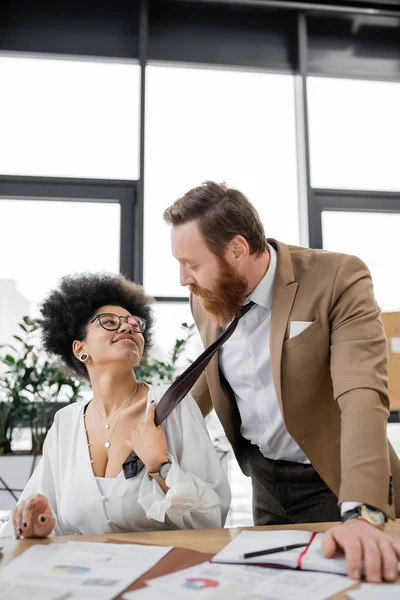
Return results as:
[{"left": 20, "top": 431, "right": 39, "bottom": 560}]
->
[{"left": 112, "top": 334, "right": 137, "bottom": 347}]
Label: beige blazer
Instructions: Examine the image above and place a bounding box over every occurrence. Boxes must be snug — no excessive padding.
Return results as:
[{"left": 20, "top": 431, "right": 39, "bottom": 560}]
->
[{"left": 190, "top": 239, "right": 400, "bottom": 520}]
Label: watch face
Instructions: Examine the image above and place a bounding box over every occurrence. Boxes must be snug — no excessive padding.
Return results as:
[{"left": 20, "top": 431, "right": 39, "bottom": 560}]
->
[
  {"left": 159, "top": 461, "right": 172, "bottom": 479},
  {"left": 362, "top": 505, "right": 385, "bottom": 527}
]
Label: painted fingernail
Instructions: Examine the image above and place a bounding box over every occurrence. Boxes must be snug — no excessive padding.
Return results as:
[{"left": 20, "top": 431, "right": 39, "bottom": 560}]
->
[
  {"left": 151, "top": 400, "right": 155, "bottom": 404},
  {"left": 39, "top": 516, "right": 46, "bottom": 523},
  {"left": 18, "top": 528, "right": 22, "bottom": 535},
  {"left": 22, "top": 522, "right": 27, "bottom": 529}
]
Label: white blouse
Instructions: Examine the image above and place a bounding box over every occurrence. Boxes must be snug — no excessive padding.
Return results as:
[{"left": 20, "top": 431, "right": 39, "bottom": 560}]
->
[
  {"left": 0, "top": 385, "right": 230, "bottom": 537},
  {"left": 95, "top": 477, "right": 115, "bottom": 497}
]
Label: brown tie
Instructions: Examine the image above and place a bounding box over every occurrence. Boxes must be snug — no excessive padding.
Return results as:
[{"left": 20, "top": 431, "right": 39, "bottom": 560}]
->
[{"left": 123, "top": 301, "right": 255, "bottom": 478}]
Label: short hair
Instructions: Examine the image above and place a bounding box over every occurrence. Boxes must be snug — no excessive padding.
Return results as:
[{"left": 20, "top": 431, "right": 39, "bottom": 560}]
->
[
  {"left": 163, "top": 181, "right": 267, "bottom": 257},
  {"left": 37, "top": 273, "right": 154, "bottom": 380}
]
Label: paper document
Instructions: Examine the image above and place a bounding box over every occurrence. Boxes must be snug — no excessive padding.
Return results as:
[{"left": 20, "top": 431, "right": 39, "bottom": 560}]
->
[
  {"left": 0, "top": 541, "right": 172, "bottom": 600},
  {"left": 346, "top": 583, "right": 400, "bottom": 600},
  {"left": 125, "top": 561, "right": 353, "bottom": 600}
]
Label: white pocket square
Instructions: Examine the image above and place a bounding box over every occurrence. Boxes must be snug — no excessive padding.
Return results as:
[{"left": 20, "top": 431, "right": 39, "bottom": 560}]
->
[{"left": 289, "top": 321, "right": 314, "bottom": 339}]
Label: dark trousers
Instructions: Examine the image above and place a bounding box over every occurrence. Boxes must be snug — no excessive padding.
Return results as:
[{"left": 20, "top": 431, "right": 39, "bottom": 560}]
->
[{"left": 244, "top": 444, "right": 341, "bottom": 526}]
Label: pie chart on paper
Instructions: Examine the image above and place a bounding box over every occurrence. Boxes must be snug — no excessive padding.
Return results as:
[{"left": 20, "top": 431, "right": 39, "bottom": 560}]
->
[
  {"left": 50, "top": 565, "right": 91, "bottom": 575},
  {"left": 184, "top": 577, "right": 220, "bottom": 590}
]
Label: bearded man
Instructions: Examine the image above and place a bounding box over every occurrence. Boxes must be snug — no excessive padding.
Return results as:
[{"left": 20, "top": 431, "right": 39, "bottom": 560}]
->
[{"left": 163, "top": 180, "right": 400, "bottom": 584}]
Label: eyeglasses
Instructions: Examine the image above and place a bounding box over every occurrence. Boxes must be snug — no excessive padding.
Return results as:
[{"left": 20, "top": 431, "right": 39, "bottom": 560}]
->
[{"left": 91, "top": 313, "right": 147, "bottom": 333}]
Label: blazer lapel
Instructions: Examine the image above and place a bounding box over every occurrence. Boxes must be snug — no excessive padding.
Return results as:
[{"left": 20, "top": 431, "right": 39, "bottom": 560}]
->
[{"left": 268, "top": 239, "right": 298, "bottom": 414}]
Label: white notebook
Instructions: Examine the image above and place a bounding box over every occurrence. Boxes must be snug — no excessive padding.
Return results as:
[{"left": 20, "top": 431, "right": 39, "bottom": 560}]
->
[{"left": 212, "top": 530, "right": 399, "bottom": 576}]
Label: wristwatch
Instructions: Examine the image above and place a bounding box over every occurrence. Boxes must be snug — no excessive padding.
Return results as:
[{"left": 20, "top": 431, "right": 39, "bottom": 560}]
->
[
  {"left": 148, "top": 459, "right": 172, "bottom": 482},
  {"left": 341, "top": 504, "right": 386, "bottom": 530}
]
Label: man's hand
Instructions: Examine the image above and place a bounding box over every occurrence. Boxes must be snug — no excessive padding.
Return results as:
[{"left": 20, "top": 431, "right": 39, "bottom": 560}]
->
[{"left": 323, "top": 519, "right": 400, "bottom": 582}]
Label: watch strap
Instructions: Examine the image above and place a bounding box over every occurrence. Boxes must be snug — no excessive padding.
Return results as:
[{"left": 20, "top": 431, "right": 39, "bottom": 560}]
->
[{"left": 341, "top": 507, "right": 362, "bottom": 522}]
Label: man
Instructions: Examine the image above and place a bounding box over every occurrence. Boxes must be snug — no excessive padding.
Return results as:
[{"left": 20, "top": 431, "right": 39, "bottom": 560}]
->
[{"left": 164, "top": 181, "right": 400, "bottom": 583}]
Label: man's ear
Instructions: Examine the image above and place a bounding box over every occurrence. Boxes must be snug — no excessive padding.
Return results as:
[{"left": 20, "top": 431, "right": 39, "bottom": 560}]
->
[{"left": 227, "top": 235, "right": 249, "bottom": 264}]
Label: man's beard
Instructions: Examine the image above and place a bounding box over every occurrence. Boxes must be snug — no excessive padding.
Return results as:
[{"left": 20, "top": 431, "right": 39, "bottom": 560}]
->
[{"left": 190, "top": 260, "right": 248, "bottom": 326}]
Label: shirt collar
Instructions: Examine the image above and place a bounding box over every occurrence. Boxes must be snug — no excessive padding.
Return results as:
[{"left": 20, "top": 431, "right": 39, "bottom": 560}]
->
[{"left": 247, "top": 243, "right": 277, "bottom": 310}]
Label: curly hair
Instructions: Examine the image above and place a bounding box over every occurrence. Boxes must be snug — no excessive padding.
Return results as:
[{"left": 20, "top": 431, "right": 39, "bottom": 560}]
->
[{"left": 37, "top": 273, "right": 154, "bottom": 380}]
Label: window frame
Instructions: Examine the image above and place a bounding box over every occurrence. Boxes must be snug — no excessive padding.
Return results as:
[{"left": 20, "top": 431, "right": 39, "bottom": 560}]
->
[
  {"left": 309, "top": 188, "right": 400, "bottom": 249},
  {"left": 0, "top": 175, "right": 139, "bottom": 281}
]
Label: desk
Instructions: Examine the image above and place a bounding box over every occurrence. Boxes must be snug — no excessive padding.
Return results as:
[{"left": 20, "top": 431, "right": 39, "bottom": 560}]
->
[{"left": 1, "top": 521, "right": 400, "bottom": 598}]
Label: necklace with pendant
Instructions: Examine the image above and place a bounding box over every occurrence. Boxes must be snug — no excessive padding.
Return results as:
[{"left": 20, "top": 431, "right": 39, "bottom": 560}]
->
[{"left": 92, "top": 382, "right": 142, "bottom": 449}]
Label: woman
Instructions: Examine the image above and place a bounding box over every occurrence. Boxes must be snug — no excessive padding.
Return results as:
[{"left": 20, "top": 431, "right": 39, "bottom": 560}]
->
[{"left": 0, "top": 273, "right": 230, "bottom": 538}]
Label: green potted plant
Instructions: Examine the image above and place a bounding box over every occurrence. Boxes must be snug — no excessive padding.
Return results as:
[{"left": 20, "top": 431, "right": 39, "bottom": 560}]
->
[{"left": 0, "top": 316, "right": 84, "bottom": 455}]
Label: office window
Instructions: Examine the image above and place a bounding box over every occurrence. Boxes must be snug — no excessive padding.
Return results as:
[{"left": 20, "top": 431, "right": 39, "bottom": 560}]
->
[
  {"left": 322, "top": 210, "right": 400, "bottom": 312},
  {"left": 0, "top": 55, "right": 140, "bottom": 180},
  {"left": 0, "top": 199, "right": 120, "bottom": 346},
  {"left": 149, "top": 301, "right": 202, "bottom": 365},
  {"left": 144, "top": 64, "right": 299, "bottom": 298},
  {"left": 308, "top": 77, "right": 400, "bottom": 191}
]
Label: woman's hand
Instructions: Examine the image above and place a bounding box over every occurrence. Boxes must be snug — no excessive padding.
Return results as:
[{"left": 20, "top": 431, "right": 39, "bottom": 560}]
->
[
  {"left": 126, "top": 401, "right": 168, "bottom": 473},
  {"left": 12, "top": 493, "right": 55, "bottom": 539}
]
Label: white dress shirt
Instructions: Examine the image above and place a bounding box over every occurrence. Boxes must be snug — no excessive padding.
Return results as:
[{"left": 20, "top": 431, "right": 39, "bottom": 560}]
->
[
  {"left": 219, "top": 244, "right": 358, "bottom": 514},
  {"left": 220, "top": 244, "right": 309, "bottom": 464},
  {"left": 0, "top": 385, "right": 230, "bottom": 537}
]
